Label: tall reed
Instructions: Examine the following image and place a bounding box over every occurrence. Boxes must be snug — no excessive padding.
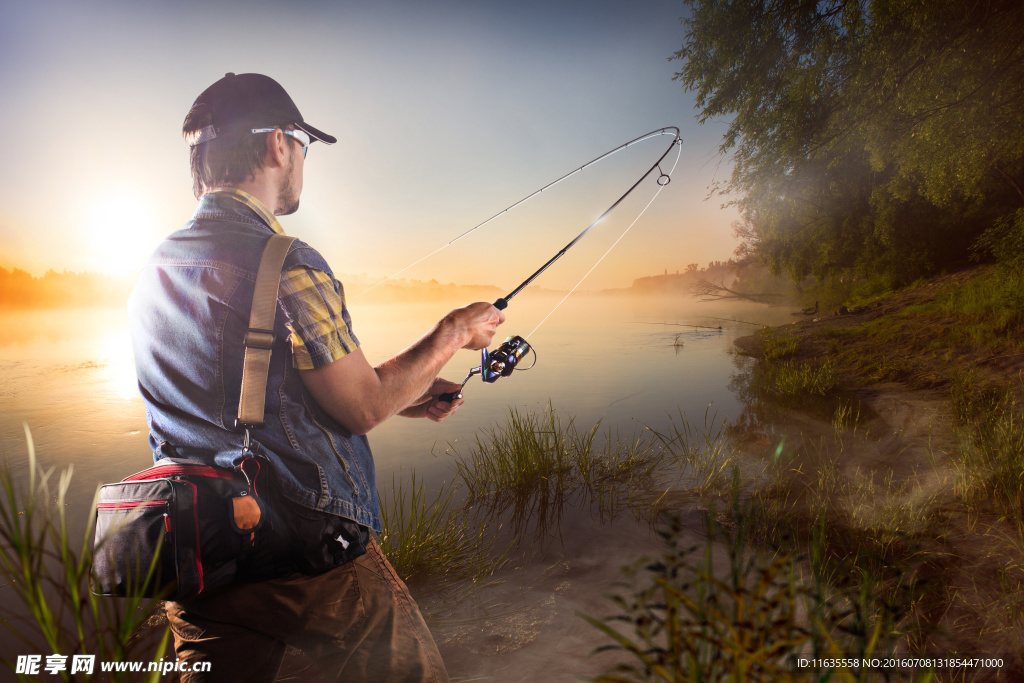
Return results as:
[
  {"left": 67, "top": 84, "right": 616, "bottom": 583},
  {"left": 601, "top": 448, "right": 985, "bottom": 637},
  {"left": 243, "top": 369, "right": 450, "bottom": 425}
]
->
[
  {"left": 647, "top": 408, "right": 735, "bottom": 495},
  {"left": 448, "top": 405, "right": 670, "bottom": 533},
  {"left": 378, "top": 471, "right": 509, "bottom": 587},
  {"left": 0, "top": 426, "right": 169, "bottom": 681},
  {"left": 451, "top": 406, "right": 589, "bottom": 501}
]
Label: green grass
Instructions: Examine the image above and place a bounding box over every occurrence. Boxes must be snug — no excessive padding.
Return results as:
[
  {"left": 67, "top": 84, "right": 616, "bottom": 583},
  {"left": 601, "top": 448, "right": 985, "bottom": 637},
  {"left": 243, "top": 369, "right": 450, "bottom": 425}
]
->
[
  {"left": 378, "top": 471, "right": 509, "bottom": 587},
  {"left": 832, "top": 400, "right": 861, "bottom": 435},
  {"left": 582, "top": 478, "right": 931, "bottom": 683},
  {"left": 648, "top": 409, "right": 736, "bottom": 496},
  {"left": 381, "top": 405, "right": 689, "bottom": 584},
  {"left": 451, "top": 406, "right": 590, "bottom": 501},
  {"left": 381, "top": 405, "right": 739, "bottom": 588},
  {"left": 938, "top": 268, "right": 1024, "bottom": 343},
  {"left": 733, "top": 353, "right": 1024, "bottom": 664},
  {"left": 947, "top": 378, "right": 1024, "bottom": 532},
  {"left": 758, "top": 360, "right": 839, "bottom": 400},
  {"left": 573, "top": 265, "right": 1024, "bottom": 675},
  {"left": 821, "top": 267, "right": 1024, "bottom": 391},
  {"left": 0, "top": 427, "right": 170, "bottom": 681},
  {"left": 449, "top": 405, "right": 669, "bottom": 519},
  {"left": 389, "top": 371, "right": 1024, "bottom": 669},
  {"left": 757, "top": 328, "right": 800, "bottom": 360}
]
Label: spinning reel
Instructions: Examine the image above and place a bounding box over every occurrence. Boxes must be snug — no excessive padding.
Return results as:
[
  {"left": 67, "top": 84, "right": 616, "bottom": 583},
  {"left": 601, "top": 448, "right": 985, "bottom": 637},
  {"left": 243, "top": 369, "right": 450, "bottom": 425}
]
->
[{"left": 438, "top": 335, "right": 536, "bottom": 402}]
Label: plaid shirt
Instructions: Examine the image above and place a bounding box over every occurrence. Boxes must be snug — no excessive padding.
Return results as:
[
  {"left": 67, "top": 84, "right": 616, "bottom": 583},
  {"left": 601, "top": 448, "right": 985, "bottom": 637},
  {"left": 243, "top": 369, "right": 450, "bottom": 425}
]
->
[{"left": 216, "top": 190, "right": 359, "bottom": 370}]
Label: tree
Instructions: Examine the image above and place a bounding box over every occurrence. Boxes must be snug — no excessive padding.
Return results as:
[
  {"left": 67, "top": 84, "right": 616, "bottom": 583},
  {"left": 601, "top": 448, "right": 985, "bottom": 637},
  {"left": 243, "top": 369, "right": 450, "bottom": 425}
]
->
[{"left": 673, "top": 0, "right": 1024, "bottom": 285}]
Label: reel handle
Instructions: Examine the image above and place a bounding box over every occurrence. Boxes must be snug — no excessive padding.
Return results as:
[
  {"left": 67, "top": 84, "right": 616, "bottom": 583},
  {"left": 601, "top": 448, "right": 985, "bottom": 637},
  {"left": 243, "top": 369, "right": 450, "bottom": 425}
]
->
[{"left": 436, "top": 357, "right": 485, "bottom": 404}]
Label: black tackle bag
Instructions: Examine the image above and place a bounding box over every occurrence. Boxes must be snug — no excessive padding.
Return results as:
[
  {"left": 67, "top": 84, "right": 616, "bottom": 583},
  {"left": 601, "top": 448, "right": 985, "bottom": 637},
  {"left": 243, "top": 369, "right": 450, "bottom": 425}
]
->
[{"left": 92, "top": 458, "right": 268, "bottom": 600}]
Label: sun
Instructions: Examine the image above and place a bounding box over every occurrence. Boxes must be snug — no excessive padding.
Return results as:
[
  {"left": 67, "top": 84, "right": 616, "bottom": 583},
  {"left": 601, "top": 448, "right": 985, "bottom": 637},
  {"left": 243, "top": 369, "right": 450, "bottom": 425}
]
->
[{"left": 82, "top": 191, "right": 162, "bottom": 273}]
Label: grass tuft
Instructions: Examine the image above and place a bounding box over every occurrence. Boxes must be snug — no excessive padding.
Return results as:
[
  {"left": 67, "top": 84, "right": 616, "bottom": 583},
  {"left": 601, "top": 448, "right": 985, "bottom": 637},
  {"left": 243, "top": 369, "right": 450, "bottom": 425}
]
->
[
  {"left": 582, "top": 477, "right": 923, "bottom": 682},
  {"left": 450, "top": 405, "right": 670, "bottom": 523},
  {"left": 0, "top": 426, "right": 170, "bottom": 680},
  {"left": 647, "top": 409, "right": 735, "bottom": 495},
  {"left": 757, "top": 328, "right": 800, "bottom": 360},
  {"left": 951, "top": 387, "right": 1024, "bottom": 532},
  {"left": 378, "top": 471, "right": 509, "bottom": 587},
  {"left": 759, "top": 360, "right": 839, "bottom": 399}
]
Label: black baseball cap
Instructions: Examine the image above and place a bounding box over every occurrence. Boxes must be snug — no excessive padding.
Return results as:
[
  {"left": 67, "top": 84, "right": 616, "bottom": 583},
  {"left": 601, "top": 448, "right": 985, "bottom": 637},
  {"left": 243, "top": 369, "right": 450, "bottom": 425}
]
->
[{"left": 185, "top": 72, "right": 337, "bottom": 146}]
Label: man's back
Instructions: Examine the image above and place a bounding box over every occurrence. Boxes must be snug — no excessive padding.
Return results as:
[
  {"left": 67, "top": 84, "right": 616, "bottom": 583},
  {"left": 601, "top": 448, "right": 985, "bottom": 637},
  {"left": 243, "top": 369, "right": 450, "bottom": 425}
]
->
[{"left": 129, "top": 191, "right": 381, "bottom": 529}]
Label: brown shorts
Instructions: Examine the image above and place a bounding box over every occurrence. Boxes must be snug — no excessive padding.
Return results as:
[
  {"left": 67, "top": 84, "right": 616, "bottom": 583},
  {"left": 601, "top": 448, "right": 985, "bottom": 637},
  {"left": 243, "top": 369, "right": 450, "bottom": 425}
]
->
[{"left": 165, "top": 539, "right": 449, "bottom": 683}]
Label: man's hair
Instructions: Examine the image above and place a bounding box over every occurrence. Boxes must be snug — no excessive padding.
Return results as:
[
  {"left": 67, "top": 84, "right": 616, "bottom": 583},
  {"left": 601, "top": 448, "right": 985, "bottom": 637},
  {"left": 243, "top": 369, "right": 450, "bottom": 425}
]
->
[{"left": 183, "top": 104, "right": 278, "bottom": 199}]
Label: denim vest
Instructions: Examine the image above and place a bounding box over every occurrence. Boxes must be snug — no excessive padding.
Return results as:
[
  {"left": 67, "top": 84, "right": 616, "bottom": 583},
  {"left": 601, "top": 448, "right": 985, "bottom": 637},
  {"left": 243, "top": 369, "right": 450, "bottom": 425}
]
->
[{"left": 128, "top": 194, "right": 381, "bottom": 532}]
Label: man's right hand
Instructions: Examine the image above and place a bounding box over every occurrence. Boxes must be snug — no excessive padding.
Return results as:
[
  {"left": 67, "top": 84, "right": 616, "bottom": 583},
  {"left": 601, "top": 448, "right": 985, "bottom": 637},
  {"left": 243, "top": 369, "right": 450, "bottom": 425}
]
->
[
  {"left": 445, "top": 302, "right": 506, "bottom": 350},
  {"left": 299, "top": 301, "right": 505, "bottom": 435}
]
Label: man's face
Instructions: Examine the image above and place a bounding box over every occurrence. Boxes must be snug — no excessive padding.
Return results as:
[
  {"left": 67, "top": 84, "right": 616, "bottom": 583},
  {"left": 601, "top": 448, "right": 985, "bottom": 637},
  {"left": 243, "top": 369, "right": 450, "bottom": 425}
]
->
[{"left": 276, "top": 135, "right": 305, "bottom": 216}]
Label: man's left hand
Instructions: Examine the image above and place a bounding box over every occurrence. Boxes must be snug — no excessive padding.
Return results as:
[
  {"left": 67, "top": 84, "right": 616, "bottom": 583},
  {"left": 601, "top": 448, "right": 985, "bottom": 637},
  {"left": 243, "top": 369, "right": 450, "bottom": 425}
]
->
[{"left": 398, "top": 378, "right": 466, "bottom": 422}]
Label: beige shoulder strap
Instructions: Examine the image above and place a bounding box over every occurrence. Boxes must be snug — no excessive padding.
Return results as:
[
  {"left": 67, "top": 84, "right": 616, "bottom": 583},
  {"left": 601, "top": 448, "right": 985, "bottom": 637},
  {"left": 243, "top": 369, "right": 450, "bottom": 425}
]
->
[{"left": 237, "top": 234, "right": 296, "bottom": 428}]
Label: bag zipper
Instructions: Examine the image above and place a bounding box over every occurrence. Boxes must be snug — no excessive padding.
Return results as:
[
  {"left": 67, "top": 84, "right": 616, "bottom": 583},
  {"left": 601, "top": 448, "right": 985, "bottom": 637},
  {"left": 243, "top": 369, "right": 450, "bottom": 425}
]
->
[
  {"left": 97, "top": 500, "right": 170, "bottom": 509},
  {"left": 96, "top": 500, "right": 173, "bottom": 532},
  {"left": 123, "top": 464, "right": 234, "bottom": 482}
]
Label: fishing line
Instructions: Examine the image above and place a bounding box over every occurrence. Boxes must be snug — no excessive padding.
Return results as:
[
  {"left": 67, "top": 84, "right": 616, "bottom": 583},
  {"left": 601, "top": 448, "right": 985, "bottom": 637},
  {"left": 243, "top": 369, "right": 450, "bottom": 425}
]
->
[
  {"left": 359, "top": 127, "right": 684, "bottom": 403},
  {"left": 356, "top": 127, "right": 681, "bottom": 298},
  {"left": 524, "top": 137, "right": 682, "bottom": 338}
]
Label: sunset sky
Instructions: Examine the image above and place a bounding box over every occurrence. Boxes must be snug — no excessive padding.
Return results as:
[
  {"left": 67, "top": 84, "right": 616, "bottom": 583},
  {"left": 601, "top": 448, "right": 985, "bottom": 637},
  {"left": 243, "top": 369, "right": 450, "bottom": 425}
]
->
[{"left": 1, "top": 0, "right": 739, "bottom": 291}]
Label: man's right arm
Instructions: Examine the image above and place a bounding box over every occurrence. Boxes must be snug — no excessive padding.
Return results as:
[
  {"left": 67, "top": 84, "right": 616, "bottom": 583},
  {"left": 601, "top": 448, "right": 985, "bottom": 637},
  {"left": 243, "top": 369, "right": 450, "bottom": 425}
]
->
[{"left": 298, "top": 302, "right": 504, "bottom": 435}]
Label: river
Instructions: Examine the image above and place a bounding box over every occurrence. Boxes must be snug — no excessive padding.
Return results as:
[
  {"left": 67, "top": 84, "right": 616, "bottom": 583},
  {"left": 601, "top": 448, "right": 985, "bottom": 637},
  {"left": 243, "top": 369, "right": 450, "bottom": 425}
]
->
[{"left": 0, "top": 293, "right": 792, "bottom": 679}]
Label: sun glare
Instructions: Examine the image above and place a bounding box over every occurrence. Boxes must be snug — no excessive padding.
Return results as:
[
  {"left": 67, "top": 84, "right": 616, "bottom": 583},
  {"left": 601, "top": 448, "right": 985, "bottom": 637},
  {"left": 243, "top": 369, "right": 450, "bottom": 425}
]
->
[
  {"left": 97, "top": 328, "right": 142, "bottom": 401},
  {"left": 83, "top": 192, "right": 162, "bottom": 273}
]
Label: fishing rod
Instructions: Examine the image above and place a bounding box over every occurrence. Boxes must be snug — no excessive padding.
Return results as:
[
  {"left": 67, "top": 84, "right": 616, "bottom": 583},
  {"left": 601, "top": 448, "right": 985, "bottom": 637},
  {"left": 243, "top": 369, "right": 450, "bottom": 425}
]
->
[
  {"left": 358, "top": 127, "right": 682, "bottom": 298},
  {"left": 438, "top": 127, "right": 682, "bottom": 403}
]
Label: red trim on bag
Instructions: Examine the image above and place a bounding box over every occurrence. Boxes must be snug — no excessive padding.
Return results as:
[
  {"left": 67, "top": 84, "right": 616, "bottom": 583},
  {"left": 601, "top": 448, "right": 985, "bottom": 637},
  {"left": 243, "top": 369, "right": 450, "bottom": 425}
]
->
[
  {"left": 123, "top": 464, "right": 233, "bottom": 482},
  {"left": 97, "top": 500, "right": 170, "bottom": 510},
  {"left": 184, "top": 480, "right": 204, "bottom": 594}
]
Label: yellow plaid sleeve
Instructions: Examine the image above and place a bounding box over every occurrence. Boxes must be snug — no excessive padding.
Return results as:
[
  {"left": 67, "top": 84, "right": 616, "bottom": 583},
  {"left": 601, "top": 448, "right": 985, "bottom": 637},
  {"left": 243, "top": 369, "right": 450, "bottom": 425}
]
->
[{"left": 279, "top": 266, "right": 359, "bottom": 370}]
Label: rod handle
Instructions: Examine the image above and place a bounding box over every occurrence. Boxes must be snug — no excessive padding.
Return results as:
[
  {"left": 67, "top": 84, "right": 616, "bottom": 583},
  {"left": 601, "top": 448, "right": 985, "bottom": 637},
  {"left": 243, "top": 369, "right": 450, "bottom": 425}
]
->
[
  {"left": 493, "top": 297, "right": 508, "bottom": 310},
  {"left": 437, "top": 391, "right": 462, "bottom": 403}
]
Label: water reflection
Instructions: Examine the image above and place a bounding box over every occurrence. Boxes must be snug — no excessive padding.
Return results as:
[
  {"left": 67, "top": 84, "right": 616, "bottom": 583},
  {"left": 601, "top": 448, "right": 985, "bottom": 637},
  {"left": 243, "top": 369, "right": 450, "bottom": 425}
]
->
[
  {"left": 0, "top": 298, "right": 795, "bottom": 518},
  {"left": 726, "top": 349, "right": 878, "bottom": 451},
  {"left": 0, "top": 297, "right": 795, "bottom": 674}
]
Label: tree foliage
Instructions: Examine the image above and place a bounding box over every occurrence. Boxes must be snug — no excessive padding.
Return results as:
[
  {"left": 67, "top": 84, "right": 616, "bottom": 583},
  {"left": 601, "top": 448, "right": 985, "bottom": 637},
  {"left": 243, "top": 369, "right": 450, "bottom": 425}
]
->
[{"left": 674, "top": 0, "right": 1024, "bottom": 286}]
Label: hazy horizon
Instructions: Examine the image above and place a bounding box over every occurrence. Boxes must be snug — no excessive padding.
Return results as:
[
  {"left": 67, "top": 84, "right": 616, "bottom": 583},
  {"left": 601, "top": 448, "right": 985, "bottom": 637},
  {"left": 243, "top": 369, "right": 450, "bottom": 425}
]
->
[
  {"left": 1, "top": 0, "right": 741, "bottom": 291},
  {"left": 0, "top": 259, "right": 733, "bottom": 311}
]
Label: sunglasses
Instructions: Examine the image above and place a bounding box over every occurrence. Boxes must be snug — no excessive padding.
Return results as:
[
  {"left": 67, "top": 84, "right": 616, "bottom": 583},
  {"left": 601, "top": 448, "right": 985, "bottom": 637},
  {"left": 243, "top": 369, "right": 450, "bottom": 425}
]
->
[{"left": 251, "top": 127, "right": 312, "bottom": 158}]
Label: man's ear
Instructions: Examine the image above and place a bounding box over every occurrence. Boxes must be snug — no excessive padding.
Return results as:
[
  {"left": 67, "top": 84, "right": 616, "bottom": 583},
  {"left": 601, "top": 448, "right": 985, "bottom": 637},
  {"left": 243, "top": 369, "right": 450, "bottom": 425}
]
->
[{"left": 264, "top": 128, "right": 289, "bottom": 169}]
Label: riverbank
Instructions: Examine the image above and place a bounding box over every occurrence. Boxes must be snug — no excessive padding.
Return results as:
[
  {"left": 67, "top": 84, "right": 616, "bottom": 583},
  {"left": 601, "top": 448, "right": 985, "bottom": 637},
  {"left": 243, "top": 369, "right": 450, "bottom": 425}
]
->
[
  {"left": 4, "top": 279, "right": 1019, "bottom": 679},
  {"left": 279, "top": 268, "right": 1024, "bottom": 680},
  {"left": 730, "top": 264, "right": 1024, "bottom": 677}
]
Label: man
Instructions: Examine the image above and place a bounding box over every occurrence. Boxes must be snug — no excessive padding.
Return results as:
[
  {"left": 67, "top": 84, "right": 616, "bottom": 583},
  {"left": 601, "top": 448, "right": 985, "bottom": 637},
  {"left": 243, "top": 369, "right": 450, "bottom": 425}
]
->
[{"left": 128, "top": 72, "right": 504, "bottom": 682}]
